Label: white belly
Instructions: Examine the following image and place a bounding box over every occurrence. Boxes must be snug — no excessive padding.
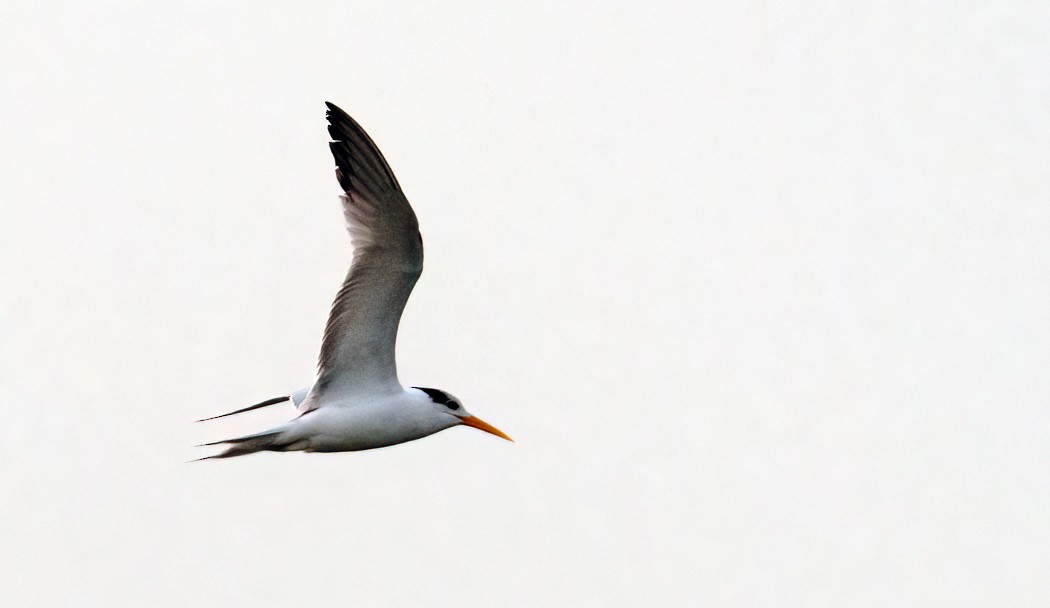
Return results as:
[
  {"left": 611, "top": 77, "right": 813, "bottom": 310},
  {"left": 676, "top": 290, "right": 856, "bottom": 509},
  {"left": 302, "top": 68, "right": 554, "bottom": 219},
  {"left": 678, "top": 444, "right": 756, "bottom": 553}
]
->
[{"left": 289, "top": 398, "right": 456, "bottom": 452}]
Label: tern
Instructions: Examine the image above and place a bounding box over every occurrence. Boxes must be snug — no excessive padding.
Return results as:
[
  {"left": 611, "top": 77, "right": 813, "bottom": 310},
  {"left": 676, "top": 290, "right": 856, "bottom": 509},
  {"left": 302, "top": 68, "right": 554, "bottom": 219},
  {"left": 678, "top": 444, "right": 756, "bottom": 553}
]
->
[{"left": 196, "top": 102, "right": 511, "bottom": 459}]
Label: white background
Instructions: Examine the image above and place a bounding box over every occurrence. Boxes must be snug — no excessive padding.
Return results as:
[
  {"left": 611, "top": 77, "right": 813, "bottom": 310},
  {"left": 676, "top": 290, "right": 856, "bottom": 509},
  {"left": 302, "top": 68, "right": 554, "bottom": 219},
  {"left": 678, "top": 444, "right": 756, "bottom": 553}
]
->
[{"left": 1, "top": 1, "right": 1047, "bottom": 606}]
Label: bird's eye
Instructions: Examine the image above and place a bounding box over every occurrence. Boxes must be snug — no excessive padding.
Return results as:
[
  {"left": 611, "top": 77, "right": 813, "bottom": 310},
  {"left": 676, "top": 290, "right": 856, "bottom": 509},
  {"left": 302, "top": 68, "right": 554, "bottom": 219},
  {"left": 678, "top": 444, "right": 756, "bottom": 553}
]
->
[{"left": 447, "top": 401, "right": 460, "bottom": 410}]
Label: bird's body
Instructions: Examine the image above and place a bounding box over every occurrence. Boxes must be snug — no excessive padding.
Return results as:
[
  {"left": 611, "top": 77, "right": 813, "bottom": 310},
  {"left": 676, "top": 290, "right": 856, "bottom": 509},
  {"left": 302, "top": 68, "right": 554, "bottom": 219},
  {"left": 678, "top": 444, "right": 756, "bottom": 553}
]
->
[
  {"left": 296, "top": 389, "right": 457, "bottom": 452},
  {"left": 197, "top": 103, "right": 510, "bottom": 459}
]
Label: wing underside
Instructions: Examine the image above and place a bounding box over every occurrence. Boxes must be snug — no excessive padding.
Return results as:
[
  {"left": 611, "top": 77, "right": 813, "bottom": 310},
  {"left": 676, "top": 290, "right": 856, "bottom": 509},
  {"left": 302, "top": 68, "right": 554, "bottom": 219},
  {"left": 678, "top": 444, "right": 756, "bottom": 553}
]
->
[{"left": 313, "top": 103, "right": 423, "bottom": 399}]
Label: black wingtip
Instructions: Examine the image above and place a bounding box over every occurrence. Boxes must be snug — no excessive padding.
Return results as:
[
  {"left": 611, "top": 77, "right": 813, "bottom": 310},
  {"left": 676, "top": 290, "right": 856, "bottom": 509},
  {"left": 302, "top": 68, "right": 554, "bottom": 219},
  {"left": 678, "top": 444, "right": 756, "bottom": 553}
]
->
[
  {"left": 325, "top": 101, "right": 347, "bottom": 122},
  {"left": 322, "top": 101, "right": 403, "bottom": 195}
]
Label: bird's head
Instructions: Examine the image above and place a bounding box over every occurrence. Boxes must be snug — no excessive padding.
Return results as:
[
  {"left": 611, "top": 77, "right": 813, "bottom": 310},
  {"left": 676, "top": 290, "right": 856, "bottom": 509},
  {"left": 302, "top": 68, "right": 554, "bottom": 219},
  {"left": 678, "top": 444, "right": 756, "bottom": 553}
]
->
[{"left": 412, "top": 387, "right": 513, "bottom": 442}]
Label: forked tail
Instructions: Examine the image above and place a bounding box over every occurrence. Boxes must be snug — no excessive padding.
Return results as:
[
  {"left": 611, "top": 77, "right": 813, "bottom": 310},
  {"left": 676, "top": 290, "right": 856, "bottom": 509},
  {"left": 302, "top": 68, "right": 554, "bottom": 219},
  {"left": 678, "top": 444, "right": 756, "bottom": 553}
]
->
[
  {"left": 194, "top": 430, "right": 294, "bottom": 460},
  {"left": 195, "top": 387, "right": 311, "bottom": 423},
  {"left": 196, "top": 395, "right": 290, "bottom": 422}
]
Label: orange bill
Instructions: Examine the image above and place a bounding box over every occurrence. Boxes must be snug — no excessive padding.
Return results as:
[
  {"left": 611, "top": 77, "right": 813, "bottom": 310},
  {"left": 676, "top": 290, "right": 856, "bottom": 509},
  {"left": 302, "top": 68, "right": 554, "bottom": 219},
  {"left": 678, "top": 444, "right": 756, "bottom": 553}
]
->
[{"left": 460, "top": 415, "right": 514, "bottom": 442}]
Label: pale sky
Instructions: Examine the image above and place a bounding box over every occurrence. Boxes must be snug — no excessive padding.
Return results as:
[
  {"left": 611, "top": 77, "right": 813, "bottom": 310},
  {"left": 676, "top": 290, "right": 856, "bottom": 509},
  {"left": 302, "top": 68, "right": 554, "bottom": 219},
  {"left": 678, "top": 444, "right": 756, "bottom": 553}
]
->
[{"left": 2, "top": 1, "right": 1048, "bottom": 606}]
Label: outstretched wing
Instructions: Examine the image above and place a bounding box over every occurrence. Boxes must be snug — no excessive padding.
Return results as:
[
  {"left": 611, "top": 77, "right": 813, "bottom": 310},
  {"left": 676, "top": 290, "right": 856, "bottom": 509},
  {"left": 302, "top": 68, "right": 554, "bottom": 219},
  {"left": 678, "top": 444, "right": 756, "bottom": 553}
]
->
[{"left": 315, "top": 102, "right": 423, "bottom": 398}]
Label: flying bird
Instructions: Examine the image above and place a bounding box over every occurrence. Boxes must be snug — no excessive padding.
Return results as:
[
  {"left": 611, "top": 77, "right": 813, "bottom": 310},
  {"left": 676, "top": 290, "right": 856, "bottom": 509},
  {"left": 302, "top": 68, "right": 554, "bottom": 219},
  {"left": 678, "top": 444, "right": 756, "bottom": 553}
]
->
[{"left": 196, "top": 102, "right": 511, "bottom": 459}]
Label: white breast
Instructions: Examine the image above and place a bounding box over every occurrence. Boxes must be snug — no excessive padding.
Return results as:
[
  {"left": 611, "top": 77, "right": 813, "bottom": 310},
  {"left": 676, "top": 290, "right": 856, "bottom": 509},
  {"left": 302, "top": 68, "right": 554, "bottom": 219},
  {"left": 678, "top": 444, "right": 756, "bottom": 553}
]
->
[{"left": 289, "top": 389, "right": 458, "bottom": 452}]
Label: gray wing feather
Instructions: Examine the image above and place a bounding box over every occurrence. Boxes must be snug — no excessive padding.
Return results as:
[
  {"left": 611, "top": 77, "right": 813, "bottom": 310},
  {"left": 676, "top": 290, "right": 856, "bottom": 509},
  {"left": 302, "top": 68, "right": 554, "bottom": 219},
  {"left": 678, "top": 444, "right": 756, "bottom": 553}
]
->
[{"left": 315, "top": 102, "right": 423, "bottom": 397}]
